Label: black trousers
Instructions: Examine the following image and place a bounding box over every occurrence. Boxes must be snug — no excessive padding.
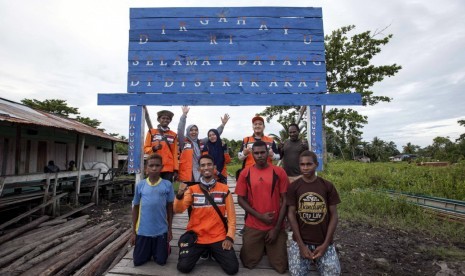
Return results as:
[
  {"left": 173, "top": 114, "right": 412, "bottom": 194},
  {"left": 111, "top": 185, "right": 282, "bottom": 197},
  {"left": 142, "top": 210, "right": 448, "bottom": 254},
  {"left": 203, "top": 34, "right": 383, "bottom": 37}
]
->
[{"left": 177, "top": 240, "right": 239, "bottom": 275}]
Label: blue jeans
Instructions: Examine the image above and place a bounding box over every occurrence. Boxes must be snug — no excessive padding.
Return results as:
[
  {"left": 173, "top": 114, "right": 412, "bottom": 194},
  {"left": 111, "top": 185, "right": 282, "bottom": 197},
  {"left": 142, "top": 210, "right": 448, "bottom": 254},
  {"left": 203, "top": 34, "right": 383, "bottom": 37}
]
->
[{"left": 288, "top": 240, "right": 340, "bottom": 276}]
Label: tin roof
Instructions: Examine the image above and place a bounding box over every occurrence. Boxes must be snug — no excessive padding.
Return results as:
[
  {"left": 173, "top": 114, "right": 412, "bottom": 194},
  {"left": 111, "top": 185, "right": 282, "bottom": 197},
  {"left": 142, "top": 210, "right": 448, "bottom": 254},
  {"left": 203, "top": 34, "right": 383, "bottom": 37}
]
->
[{"left": 0, "top": 98, "right": 124, "bottom": 142}]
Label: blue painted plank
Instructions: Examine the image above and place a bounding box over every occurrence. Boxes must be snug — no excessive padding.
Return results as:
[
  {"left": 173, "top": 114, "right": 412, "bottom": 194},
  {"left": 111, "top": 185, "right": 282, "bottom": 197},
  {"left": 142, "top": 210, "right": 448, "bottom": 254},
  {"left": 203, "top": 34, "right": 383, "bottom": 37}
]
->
[
  {"left": 127, "top": 81, "right": 327, "bottom": 94},
  {"left": 128, "top": 51, "right": 325, "bottom": 62},
  {"left": 129, "top": 30, "right": 324, "bottom": 42},
  {"left": 98, "top": 93, "right": 362, "bottom": 106},
  {"left": 128, "top": 106, "right": 143, "bottom": 174},
  {"left": 309, "top": 105, "right": 324, "bottom": 171},
  {"left": 128, "top": 62, "right": 326, "bottom": 73},
  {"left": 130, "top": 18, "right": 323, "bottom": 30},
  {"left": 130, "top": 7, "right": 322, "bottom": 18},
  {"left": 128, "top": 72, "right": 325, "bottom": 82},
  {"left": 129, "top": 41, "right": 324, "bottom": 51}
]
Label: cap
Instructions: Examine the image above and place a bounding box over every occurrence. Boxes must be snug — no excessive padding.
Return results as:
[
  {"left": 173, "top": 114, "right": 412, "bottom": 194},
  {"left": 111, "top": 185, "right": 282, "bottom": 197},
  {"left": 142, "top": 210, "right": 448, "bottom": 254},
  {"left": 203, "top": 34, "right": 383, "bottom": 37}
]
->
[
  {"left": 157, "top": 110, "right": 174, "bottom": 119},
  {"left": 252, "top": 115, "right": 264, "bottom": 124}
]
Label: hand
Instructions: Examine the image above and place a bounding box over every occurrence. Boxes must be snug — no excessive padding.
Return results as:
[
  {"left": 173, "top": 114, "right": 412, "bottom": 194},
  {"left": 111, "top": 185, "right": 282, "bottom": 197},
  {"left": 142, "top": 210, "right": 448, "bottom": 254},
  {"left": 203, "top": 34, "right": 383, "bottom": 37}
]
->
[
  {"left": 298, "top": 243, "right": 313, "bottom": 260},
  {"left": 278, "top": 143, "right": 284, "bottom": 150},
  {"left": 222, "top": 239, "right": 234, "bottom": 250},
  {"left": 130, "top": 232, "right": 136, "bottom": 246},
  {"left": 265, "top": 228, "right": 279, "bottom": 244},
  {"left": 167, "top": 229, "right": 173, "bottom": 242},
  {"left": 182, "top": 105, "right": 190, "bottom": 115},
  {"left": 259, "top": 211, "right": 275, "bottom": 225},
  {"left": 268, "top": 148, "right": 274, "bottom": 157},
  {"left": 173, "top": 171, "right": 178, "bottom": 182},
  {"left": 152, "top": 144, "right": 162, "bottom": 152},
  {"left": 177, "top": 182, "right": 188, "bottom": 196},
  {"left": 221, "top": 113, "right": 230, "bottom": 125},
  {"left": 243, "top": 148, "right": 251, "bottom": 156},
  {"left": 312, "top": 244, "right": 329, "bottom": 259}
]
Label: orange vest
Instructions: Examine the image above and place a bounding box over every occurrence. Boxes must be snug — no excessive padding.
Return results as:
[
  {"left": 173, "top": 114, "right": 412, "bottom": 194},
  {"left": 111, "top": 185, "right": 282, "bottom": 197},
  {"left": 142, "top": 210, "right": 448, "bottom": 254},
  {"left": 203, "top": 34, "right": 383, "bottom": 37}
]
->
[
  {"left": 174, "top": 182, "right": 236, "bottom": 244},
  {"left": 143, "top": 128, "right": 179, "bottom": 173},
  {"left": 242, "top": 135, "right": 275, "bottom": 169},
  {"left": 178, "top": 140, "right": 205, "bottom": 182}
]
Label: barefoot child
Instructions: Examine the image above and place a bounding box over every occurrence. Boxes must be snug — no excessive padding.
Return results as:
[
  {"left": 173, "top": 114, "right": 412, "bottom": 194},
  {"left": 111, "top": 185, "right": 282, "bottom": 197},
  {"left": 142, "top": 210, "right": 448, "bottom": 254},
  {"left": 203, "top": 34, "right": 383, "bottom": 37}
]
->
[{"left": 131, "top": 154, "right": 175, "bottom": 266}]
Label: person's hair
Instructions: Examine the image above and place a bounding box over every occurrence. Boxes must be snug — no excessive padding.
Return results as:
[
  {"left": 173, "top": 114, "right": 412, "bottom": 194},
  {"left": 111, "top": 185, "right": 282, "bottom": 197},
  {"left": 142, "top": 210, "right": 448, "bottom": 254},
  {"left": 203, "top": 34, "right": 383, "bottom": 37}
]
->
[
  {"left": 300, "top": 150, "right": 318, "bottom": 164},
  {"left": 252, "top": 140, "right": 267, "bottom": 150},
  {"left": 288, "top": 123, "right": 300, "bottom": 132},
  {"left": 147, "top": 153, "right": 163, "bottom": 164},
  {"left": 199, "top": 154, "right": 214, "bottom": 165}
]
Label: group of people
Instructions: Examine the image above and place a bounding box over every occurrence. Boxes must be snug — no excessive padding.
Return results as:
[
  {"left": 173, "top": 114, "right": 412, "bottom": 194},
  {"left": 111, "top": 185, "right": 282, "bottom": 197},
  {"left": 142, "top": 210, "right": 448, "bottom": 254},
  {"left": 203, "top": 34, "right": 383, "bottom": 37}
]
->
[{"left": 132, "top": 108, "right": 341, "bottom": 275}]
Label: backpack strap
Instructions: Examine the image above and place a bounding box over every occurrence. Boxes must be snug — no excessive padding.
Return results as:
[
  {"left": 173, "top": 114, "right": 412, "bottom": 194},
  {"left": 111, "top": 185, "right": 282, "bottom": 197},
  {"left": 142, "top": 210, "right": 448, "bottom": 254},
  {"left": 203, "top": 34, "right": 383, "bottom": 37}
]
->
[{"left": 200, "top": 187, "right": 228, "bottom": 232}]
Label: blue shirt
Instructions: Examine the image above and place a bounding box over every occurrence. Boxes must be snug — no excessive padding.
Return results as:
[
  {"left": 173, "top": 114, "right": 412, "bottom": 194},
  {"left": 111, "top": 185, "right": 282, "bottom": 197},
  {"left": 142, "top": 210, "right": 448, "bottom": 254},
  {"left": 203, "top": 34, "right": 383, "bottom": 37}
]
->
[{"left": 132, "top": 178, "right": 175, "bottom": 237}]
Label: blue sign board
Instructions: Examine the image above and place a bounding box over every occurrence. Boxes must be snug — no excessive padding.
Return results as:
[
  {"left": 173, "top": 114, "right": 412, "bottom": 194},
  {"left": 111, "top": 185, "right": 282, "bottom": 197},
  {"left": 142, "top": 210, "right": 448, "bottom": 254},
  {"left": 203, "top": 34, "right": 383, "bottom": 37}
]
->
[{"left": 98, "top": 7, "right": 362, "bottom": 173}]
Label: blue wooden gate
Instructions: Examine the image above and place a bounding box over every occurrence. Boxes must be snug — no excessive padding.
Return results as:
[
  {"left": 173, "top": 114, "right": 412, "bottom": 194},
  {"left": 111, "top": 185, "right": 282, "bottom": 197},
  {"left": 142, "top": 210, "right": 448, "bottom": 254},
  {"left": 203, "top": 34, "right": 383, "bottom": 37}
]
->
[{"left": 98, "top": 7, "right": 361, "bottom": 173}]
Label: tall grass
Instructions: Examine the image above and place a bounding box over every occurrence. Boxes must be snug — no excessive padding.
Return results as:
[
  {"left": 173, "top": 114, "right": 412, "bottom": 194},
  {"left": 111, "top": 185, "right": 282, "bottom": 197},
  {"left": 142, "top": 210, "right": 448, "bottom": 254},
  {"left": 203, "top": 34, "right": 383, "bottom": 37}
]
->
[{"left": 320, "top": 161, "right": 465, "bottom": 200}]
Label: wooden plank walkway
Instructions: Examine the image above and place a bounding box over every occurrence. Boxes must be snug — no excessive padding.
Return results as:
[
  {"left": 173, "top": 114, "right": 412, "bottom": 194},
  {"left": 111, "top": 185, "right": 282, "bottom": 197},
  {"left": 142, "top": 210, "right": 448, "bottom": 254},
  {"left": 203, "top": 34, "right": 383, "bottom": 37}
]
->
[{"left": 107, "top": 179, "right": 293, "bottom": 276}]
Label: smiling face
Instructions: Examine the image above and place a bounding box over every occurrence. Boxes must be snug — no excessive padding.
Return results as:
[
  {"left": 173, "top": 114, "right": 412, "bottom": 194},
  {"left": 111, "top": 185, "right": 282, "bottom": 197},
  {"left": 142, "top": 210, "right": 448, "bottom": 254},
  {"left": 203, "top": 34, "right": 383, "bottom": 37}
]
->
[
  {"left": 208, "top": 130, "right": 217, "bottom": 143},
  {"left": 157, "top": 115, "right": 172, "bottom": 128},
  {"left": 189, "top": 125, "right": 199, "bottom": 139},
  {"left": 252, "top": 120, "right": 265, "bottom": 136},
  {"left": 199, "top": 156, "right": 215, "bottom": 180}
]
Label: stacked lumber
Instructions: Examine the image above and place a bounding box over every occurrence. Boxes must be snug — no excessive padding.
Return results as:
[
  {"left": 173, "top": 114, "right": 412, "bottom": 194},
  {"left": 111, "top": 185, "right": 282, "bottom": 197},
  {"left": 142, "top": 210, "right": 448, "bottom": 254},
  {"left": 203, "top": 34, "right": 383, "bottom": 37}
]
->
[{"left": 0, "top": 211, "right": 131, "bottom": 275}]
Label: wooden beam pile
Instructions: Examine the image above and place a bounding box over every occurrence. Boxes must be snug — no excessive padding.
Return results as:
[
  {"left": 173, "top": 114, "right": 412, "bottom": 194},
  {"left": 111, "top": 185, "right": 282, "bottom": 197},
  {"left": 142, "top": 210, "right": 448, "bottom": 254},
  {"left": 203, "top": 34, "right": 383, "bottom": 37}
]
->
[{"left": 0, "top": 212, "right": 131, "bottom": 275}]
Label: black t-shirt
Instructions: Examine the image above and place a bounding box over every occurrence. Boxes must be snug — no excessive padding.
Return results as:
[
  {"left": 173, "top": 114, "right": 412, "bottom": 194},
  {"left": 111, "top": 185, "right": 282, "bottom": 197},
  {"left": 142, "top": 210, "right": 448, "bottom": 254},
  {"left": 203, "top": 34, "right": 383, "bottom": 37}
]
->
[
  {"left": 282, "top": 139, "right": 307, "bottom": 176},
  {"left": 287, "top": 177, "right": 341, "bottom": 245}
]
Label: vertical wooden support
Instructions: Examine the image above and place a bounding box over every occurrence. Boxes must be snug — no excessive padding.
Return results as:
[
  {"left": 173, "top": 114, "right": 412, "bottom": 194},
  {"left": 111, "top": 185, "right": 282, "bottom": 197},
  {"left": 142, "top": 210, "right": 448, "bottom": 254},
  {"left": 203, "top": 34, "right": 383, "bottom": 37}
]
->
[
  {"left": 129, "top": 106, "right": 145, "bottom": 186},
  {"left": 309, "top": 105, "right": 324, "bottom": 171},
  {"left": 75, "top": 135, "right": 86, "bottom": 205},
  {"left": 92, "top": 169, "right": 101, "bottom": 205},
  {"left": 42, "top": 173, "right": 51, "bottom": 215},
  {"left": 52, "top": 173, "right": 59, "bottom": 216}
]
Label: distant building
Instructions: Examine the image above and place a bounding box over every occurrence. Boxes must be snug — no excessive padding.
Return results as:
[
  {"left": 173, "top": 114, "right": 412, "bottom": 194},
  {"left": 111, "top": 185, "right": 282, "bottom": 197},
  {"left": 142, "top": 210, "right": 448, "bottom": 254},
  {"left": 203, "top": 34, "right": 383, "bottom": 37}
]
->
[
  {"left": 0, "top": 98, "right": 124, "bottom": 176},
  {"left": 354, "top": 155, "right": 371, "bottom": 163},
  {"left": 389, "top": 154, "right": 418, "bottom": 162}
]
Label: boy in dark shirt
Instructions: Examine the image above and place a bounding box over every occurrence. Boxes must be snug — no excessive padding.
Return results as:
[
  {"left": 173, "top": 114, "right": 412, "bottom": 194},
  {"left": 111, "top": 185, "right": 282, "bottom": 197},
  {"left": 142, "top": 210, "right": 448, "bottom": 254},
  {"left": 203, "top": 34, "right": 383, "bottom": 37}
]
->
[{"left": 286, "top": 150, "right": 341, "bottom": 275}]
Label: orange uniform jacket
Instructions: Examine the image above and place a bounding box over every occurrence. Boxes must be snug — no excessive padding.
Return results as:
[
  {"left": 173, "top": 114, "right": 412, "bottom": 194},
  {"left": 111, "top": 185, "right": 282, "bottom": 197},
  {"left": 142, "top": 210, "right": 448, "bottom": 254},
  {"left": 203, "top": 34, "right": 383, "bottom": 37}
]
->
[
  {"left": 143, "top": 128, "right": 179, "bottom": 173},
  {"left": 178, "top": 140, "right": 205, "bottom": 182},
  {"left": 241, "top": 135, "right": 276, "bottom": 169},
  {"left": 174, "top": 182, "right": 236, "bottom": 244}
]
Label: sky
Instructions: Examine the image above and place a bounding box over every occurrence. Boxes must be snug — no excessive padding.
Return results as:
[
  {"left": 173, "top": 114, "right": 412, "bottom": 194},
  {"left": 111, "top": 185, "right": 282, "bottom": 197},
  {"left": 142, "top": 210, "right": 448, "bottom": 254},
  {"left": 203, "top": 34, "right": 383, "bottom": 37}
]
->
[{"left": 1, "top": 0, "right": 464, "bottom": 150}]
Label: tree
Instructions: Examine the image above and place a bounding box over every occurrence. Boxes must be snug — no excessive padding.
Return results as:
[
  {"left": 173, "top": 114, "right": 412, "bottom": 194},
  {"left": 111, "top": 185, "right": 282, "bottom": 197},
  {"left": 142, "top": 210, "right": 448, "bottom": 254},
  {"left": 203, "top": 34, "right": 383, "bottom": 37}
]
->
[
  {"left": 21, "top": 99, "right": 79, "bottom": 116},
  {"left": 457, "top": 119, "right": 465, "bottom": 142},
  {"left": 109, "top": 133, "right": 128, "bottom": 154},
  {"left": 21, "top": 98, "right": 102, "bottom": 129},
  {"left": 402, "top": 142, "right": 420, "bottom": 154},
  {"left": 259, "top": 25, "right": 402, "bottom": 163}
]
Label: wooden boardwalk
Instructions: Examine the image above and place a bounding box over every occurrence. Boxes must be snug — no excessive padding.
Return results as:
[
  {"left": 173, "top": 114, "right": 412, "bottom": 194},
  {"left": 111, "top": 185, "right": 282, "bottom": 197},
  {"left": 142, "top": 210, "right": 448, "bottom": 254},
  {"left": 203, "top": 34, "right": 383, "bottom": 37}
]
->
[{"left": 106, "top": 179, "right": 292, "bottom": 276}]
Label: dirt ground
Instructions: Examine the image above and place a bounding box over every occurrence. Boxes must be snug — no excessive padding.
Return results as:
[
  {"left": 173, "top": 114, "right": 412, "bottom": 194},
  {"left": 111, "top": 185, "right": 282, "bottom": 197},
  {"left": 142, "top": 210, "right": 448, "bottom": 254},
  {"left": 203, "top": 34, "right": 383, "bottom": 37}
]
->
[{"left": 86, "top": 198, "right": 465, "bottom": 276}]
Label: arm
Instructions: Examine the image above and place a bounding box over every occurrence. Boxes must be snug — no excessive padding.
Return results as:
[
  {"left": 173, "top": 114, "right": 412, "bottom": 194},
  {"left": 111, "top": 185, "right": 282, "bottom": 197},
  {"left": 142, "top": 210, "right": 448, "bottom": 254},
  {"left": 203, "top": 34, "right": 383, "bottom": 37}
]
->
[
  {"left": 238, "top": 196, "right": 274, "bottom": 225},
  {"left": 270, "top": 141, "right": 281, "bottom": 160},
  {"left": 173, "top": 185, "right": 193, "bottom": 213},
  {"left": 265, "top": 192, "right": 287, "bottom": 243},
  {"left": 238, "top": 138, "right": 250, "bottom": 161},
  {"left": 177, "top": 106, "right": 189, "bottom": 150},
  {"left": 143, "top": 130, "right": 154, "bottom": 154},
  {"left": 313, "top": 205, "right": 338, "bottom": 259},
  {"left": 217, "top": 113, "right": 230, "bottom": 135},
  {"left": 131, "top": 204, "right": 140, "bottom": 245},
  {"left": 166, "top": 202, "right": 173, "bottom": 241},
  {"left": 225, "top": 192, "right": 236, "bottom": 242},
  {"left": 287, "top": 205, "right": 313, "bottom": 259}
]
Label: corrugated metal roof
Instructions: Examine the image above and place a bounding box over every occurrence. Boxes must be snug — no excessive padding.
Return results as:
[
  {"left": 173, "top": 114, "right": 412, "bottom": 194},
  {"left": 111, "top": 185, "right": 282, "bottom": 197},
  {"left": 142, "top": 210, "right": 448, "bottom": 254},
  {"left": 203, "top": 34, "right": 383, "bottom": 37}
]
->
[{"left": 0, "top": 98, "right": 124, "bottom": 142}]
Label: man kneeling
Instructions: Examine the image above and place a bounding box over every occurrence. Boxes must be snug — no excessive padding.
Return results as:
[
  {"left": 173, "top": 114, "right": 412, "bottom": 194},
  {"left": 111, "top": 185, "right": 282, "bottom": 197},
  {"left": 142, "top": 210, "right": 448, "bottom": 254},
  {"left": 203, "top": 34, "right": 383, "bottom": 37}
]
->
[{"left": 174, "top": 155, "right": 239, "bottom": 275}]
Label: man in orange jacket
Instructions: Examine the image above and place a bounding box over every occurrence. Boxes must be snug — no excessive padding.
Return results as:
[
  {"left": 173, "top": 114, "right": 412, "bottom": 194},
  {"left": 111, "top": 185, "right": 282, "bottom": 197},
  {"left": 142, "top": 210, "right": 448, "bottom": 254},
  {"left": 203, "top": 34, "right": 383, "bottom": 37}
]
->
[
  {"left": 174, "top": 155, "right": 238, "bottom": 275},
  {"left": 238, "top": 115, "right": 280, "bottom": 169},
  {"left": 143, "top": 110, "right": 179, "bottom": 182}
]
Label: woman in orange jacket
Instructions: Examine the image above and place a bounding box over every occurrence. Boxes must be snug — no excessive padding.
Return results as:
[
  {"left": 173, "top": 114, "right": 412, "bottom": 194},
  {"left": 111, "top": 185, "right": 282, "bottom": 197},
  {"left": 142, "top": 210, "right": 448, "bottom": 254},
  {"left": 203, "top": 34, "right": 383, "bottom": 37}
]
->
[
  {"left": 177, "top": 106, "right": 230, "bottom": 182},
  {"left": 202, "top": 129, "right": 231, "bottom": 184}
]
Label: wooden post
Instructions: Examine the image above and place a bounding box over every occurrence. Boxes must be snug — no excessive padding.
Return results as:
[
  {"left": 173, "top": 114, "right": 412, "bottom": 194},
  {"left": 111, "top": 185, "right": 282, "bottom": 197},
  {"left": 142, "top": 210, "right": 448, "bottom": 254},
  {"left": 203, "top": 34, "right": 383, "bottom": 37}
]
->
[{"left": 75, "top": 135, "right": 85, "bottom": 205}]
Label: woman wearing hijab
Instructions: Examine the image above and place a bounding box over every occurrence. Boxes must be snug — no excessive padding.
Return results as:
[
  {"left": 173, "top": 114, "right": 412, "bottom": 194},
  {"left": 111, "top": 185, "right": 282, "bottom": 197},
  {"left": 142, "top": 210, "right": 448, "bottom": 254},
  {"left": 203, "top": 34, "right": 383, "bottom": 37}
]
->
[
  {"left": 202, "top": 129, "right": 231, "bottom": 184},
  {"left": 177, "top": 106, "right": 230, "bottom": 182}
]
